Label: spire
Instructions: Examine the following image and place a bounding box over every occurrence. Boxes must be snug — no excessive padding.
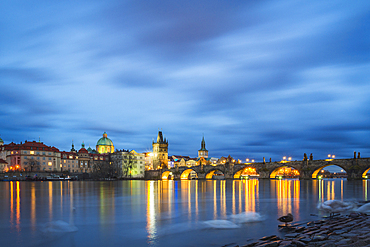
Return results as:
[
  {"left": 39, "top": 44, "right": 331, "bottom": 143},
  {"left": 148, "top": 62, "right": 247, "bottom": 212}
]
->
[
  {"left": 199, "top": 135, "right": 207, "bottom": 151},
  {"left": 82, "top": 141, "right": 85, "bottom": 148},
  {"left": 71, "top": 140, "right": 76, "bottom": 152}
]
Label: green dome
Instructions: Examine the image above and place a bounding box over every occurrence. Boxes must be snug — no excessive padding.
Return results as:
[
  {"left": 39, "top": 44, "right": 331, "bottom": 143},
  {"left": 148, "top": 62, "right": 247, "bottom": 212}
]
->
[
  {"left": 0, "top": 136, "right": 3, "bottom": 143},
  {"left": 97, "top": 138, "right": 113, "bottom": 146},
  {"left": 96, "top": 132, "right": 113, "bottom": 146}
]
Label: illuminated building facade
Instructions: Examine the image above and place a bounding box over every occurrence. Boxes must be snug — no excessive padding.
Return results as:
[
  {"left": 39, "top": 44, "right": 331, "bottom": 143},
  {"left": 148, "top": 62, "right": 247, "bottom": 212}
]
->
[
  {"left": 61, "top": 142, "right": 108, "bottom": 173},
  {"left": 152, "top": 130, "right": 168, "bottom": 169},
  {"left": 96, "top": 132, "right": 114, "bottom": 154},
  {"left": 0, "top": 141, "right": 61, "bottom": 172}
]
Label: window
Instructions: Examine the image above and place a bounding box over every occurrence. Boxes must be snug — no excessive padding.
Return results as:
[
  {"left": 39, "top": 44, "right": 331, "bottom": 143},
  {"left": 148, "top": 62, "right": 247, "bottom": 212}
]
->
[
  {"left": 43, "top": 157, "right": 45, "bottom": 160},
  {"left": 25, "top": 156, "right": 28, "bottom": 159},
  {"left": 37, "top": 157, "right": 40, "bottom": 160},
  {"left": 72, "top": 165, "right": 74, "bottom": 168},
  {"left": 48, "top": 162, "right": 52, "bottom": 166},
  {"left": 49, "top": 158, "right": 51, "bottom": 160},
  {"left": 64, "top": 160, "right": 66, "bottom": 163},
  {"left": 30, "top": 151, "right": 34, "bottom": 155},
  {"left": 43, "top": 152, "right": 45, "bottom": 155},
  {"left": 24, "top": 162, "right": 28, "bottom": 165},
  {"left": 43, "top": 162, "right": 46, "bottom": 165},
  {"left": 49, "top": 152, "right": 51, "bottom": 155},
  {"left": 36, "top": 152, "right": 40, "bottom": 155},
  {"left": 69, "top": 155, "right": 73, "bottom": 159}
]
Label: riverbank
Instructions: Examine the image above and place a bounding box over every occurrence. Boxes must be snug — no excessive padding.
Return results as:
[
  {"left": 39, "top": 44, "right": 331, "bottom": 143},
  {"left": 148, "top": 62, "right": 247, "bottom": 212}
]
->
[{"left": 228, "top": 213, "right": 370, "bottom": 247}]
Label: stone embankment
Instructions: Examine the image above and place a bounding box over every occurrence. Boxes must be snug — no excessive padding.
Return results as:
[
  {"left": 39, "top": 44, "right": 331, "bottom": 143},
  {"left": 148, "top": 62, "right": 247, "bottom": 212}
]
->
[{"left": 224, "top": 213, "right": 370, "bottom": 247}]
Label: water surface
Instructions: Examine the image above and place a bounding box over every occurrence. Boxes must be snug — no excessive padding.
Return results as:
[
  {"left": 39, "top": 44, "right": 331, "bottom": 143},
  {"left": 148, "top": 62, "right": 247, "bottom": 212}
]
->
[{"left": 0, "top": 179, "right": 369, "bottom": 246}]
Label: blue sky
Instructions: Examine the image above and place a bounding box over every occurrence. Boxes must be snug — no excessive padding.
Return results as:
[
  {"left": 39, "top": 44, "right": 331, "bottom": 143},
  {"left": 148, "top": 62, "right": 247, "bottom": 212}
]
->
[{"left": 1, "top": 0, "right": 369, "bottom": 163}]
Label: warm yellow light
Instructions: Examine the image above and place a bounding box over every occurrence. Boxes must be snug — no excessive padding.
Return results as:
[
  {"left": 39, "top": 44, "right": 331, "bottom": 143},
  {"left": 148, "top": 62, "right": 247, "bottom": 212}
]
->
[
  {"left": 15, "top": 165, "right": 19, "bottom": 169},
  {"left": 48, "top": 162, "right": 52, "bottom": 166},
  {"left": 30, "top": 151, "right": 34, "bottom": 155},
  {"left": 246, "top": 158, "right": 249, "bottom": 162},
  {"left": 328, "top": 154, "right": 331, "bottom": 158},
  {"left": 332, "top": 155, "right": 335, "bottom": 158},
  {"left": 283, "top": 156, "right": 286, "bottom": 160},
  {"left": 288, "top": 157, "right": 291, "bottom": 161},
  {"left": 252, "top": 159, "right": 254, "bottom": 162}
]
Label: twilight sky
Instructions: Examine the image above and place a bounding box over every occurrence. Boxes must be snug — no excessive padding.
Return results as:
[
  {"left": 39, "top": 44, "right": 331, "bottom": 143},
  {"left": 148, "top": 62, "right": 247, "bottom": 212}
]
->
[{"left": 1, "top": 0, "right": 370, "bottom": 162}]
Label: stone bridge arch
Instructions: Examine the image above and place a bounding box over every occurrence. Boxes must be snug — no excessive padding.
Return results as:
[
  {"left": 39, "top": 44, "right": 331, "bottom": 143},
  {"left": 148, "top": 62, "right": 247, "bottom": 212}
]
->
[
  {"left": 180, "top": 168, "right": 198, "bottom": 180},
  {"left": 233, "top": 166, "right": 258, "bottom": 179},
  {"left": 205, "top": 169, "right": 225, "bottom": 179},
  {"left": 311, "top": 164, "right": 348, "bottom": 179},
  {"left": 269, "top": 165, "right": 301, "bottom": 179},
  {"left": 362, "top": 167, "right": 370, "bottom": 178},
  {"left": 161, "top": 170, "right": 173, "bottom": 179}
]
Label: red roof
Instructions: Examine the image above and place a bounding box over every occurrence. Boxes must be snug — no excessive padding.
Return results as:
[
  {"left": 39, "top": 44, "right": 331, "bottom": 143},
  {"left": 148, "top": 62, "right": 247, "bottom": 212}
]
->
[
  {"left": 0, "top": 159, "right": 7, "bottom": 164},
  {"left": 3, "top": 141, "right": 60, "bottom": 152},
  {"left": 78, "top": 148, "right": 88, "bottom": 154}
]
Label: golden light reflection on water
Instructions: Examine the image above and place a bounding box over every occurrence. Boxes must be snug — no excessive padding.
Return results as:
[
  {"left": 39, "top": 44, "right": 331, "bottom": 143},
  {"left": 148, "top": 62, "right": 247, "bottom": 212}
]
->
[
  {"left": 49, "top": 182, "right": 53, "bottom": 220},
  {"left": 272, "top": 180, "right": 300, "bottom": 218},
  {"left": 244, "top": 179, "right": 258, "bottom": 212},
  {"left": 146, "top": 181, "right": 156, "bottom": 241},
  {"left": 364, "top": 180, "right": 368, "bottom": 201},
  {"left": 10, "top": 181, "right": 13, "bottom": 228},
  {"left": 31, "top": 183, "right": 36, "bottom": 231},
  {"left": 16, "top": 181, "right": 20, "bottom": 232}
]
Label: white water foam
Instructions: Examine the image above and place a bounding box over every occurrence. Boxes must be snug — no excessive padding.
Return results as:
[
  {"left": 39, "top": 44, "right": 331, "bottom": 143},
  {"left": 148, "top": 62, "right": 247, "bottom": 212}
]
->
[
  {"left": 42, "top": 220, "right": 78, "bottom": 233},
  {"left": 229, "top": 212, "right": 265, "bottom": 223},
  {"left": 202, "top": 220, "right": 239, "bottom": 229},
  {"left": 317, "top": 200, "right": 354, "bottom": 214},
  {"left": 356, "top": 202, "right": 370, "bottom": 213}
]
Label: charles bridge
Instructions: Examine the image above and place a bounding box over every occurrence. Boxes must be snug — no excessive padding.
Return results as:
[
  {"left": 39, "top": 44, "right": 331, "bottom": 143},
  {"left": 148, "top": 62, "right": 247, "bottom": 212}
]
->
[{"left": 145, "top": 152, "right": 370, "bottom": 180}]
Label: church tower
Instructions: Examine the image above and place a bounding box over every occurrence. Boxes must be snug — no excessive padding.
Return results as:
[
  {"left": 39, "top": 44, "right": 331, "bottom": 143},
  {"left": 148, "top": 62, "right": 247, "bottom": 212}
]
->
[
  {"left": 152, "top": 130, "right": 168, "bottom": 169},
  {"left": 198, "top": 136, "right": 208, "bottom": 158}
]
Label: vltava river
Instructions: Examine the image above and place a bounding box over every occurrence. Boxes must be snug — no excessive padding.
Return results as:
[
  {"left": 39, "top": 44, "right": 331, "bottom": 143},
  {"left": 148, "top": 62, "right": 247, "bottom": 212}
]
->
[{"left": 0, "top": 179, "right": 369, "bottom": 247}]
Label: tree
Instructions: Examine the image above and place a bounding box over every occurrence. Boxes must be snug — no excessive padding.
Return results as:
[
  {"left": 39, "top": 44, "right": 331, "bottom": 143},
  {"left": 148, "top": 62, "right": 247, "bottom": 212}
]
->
[
  {"left": 27, "top": 159, "right": 40, "bottom": 172},
  {"left": 91, "top": 160, "right": 114, "bottom": 179},
  {"left": 122, "top": 152, "right": 134, "bottom": 178}
]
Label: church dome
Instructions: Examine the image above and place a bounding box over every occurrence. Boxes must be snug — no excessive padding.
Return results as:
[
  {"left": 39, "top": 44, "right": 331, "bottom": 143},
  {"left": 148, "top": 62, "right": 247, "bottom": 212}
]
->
[
  {"left": 96, "top": 132, "right": 113, "bottom": 146},
  {"left": 0, "top": 136, "right": 3, "bottom": 144}
]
